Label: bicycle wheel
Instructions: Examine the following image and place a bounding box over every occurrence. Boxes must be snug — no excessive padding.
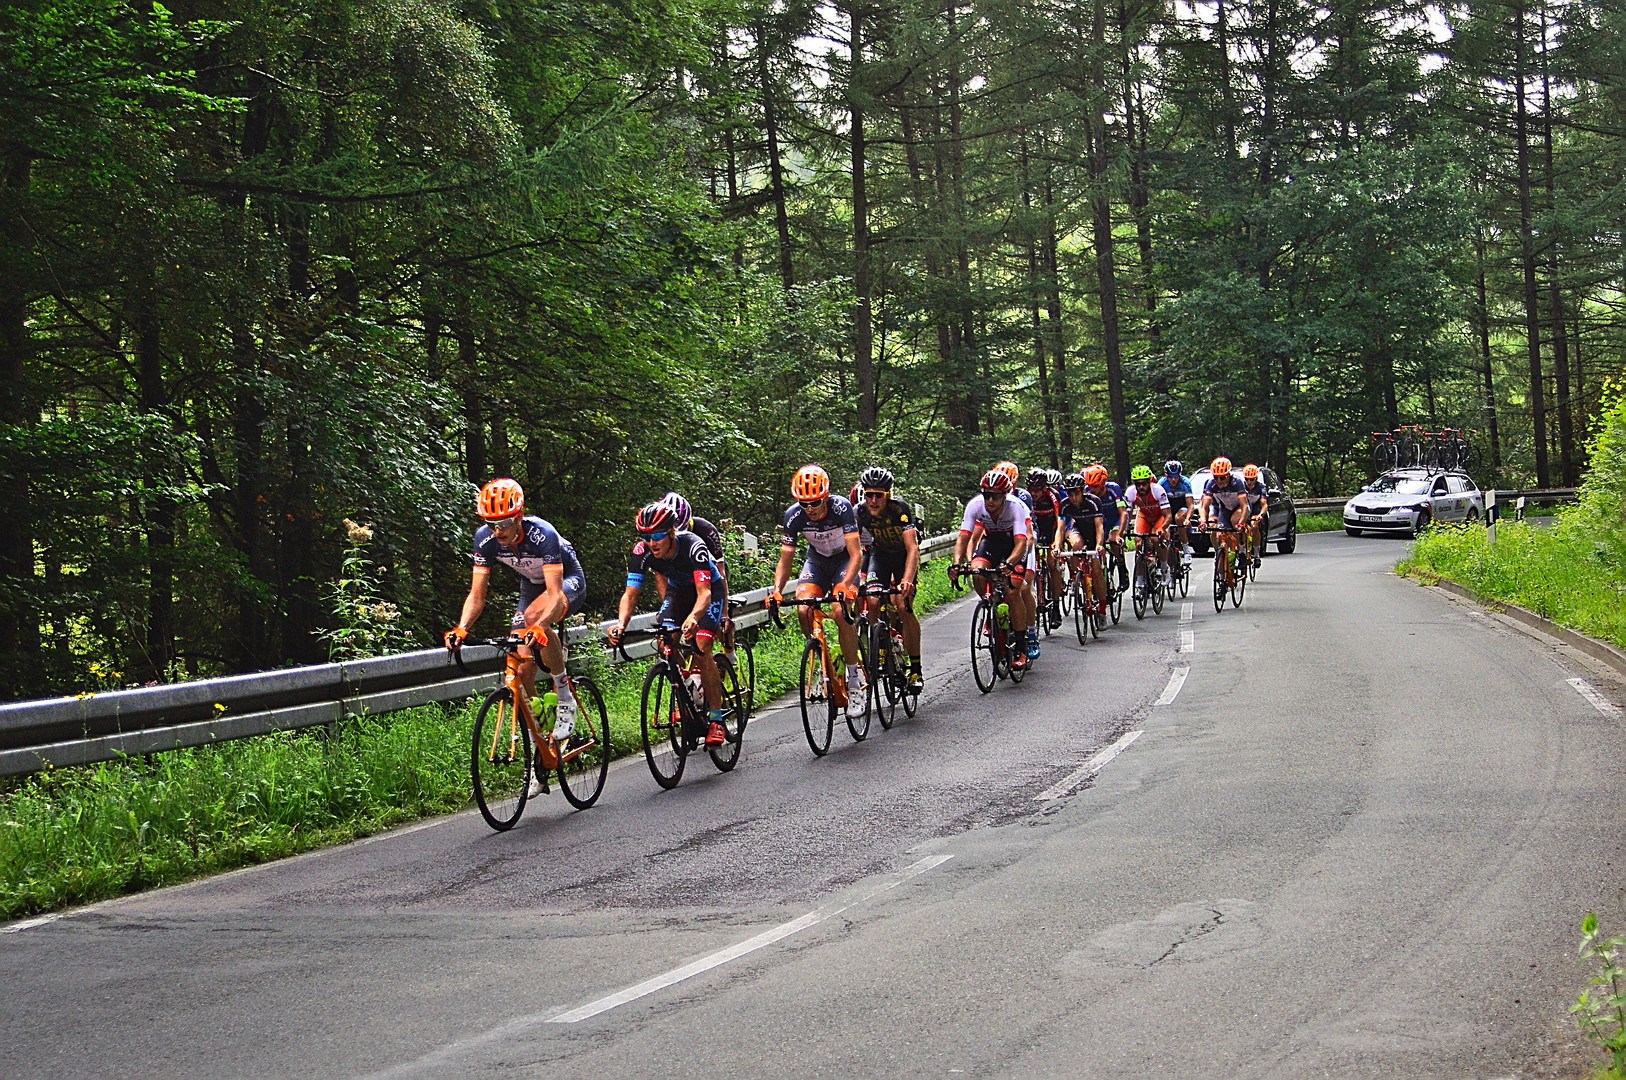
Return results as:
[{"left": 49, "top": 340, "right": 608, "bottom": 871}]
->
[
  {"left": 1151, "top": 567, "right": 1165, "bottom": 614},
  {"left": 896, "top": 629, "right": 918, "bottom": 718},
  {"left": 847, "top": 627, "right": 871, "bottom": 743},
  {"left": 640, "top": 663, "right": 686, "bottom": 790},
  {"left": 874, "top": 621, "right": 898, "bottom": 730},
  {"left": 1213, "top": 549, "right": 1227, "bottom": 613},
  {"left": 1072, "top": 575, "right": 1089, "bottom": 644},
  {"left": 800, "top": 637, "right": 835, "bottom": 756},
  {"left": 709, "top": 661, "right": 746, "bottom": 772},
  {"left": 970, "top": 598, "right": 998, "bottom": 694},
  {"left": 1247, "top": 536, "right": 1259, "bottom": 582},
  {"left": 1231, "top": 549, "right": 1247, "bottom": 607},
  {"left": 1132, "top": 556, "right": 1149, "bottom": 620},
  {"left": 1036, "top": 570, "right": 1053, "bottom": 636},
  {"left": 556, "top": 675, "right": 610, "bottom": 810},
  {"left": 472, "top": 686, "right": 532, "bottom": 831},
  {"left": 1109, "top": 571, "right": 1123, "bottom": 624},
  {"left": 738, "top": 636, "right": 756, "bottom": 716}
]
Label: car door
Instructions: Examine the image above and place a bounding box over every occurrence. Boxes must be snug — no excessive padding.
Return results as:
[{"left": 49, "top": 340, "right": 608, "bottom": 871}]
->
[
  {"left": 1431, "top": 476, "right": 1451, "bottom": 520},
  {"left": 1262, "top": 468, "right": 1287, "bottom": 538}
]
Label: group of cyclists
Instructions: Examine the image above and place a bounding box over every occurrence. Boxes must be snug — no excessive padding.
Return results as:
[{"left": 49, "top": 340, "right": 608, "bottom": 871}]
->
[{"left": 442, "top": 454, "right": 1274, "bottom": 749}]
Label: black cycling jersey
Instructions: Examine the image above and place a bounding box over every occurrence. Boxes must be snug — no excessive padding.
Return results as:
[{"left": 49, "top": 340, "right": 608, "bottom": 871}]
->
[
  {"left": 856, "top": 496, "right": 917, "bottom": 553},
  {"left": 626, "top": 530, "right": 722, "bottom": 594},
  {"left": 689, "top": 515, "right": 725, "bottom": 560},
  {"left": 1061, "top": 492, "right": 1102, "bottom": 532}
]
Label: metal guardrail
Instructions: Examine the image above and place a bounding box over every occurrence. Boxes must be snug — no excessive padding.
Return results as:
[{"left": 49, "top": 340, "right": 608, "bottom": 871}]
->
[{"left": 0, "top": 531, "right": 961, "bottom": 777}]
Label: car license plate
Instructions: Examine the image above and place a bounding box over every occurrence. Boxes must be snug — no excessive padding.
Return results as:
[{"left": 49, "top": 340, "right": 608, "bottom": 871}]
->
[{"left": 1358, "top": 514, "right": 1382, "bottom": 522}]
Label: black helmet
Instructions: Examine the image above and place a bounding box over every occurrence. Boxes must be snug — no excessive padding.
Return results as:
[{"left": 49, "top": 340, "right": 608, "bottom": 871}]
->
[
  {"left": 1164, "top": 459, "right": 1183, "bottom": 478},
  {"left": 1063, "top": 472, "right": 1087, "bottom": 491},
  {"left": 1026, "top": 467, "right": 1049, "bottom": 488},
  {"left": 859, "top": 466, "right": 894, "bottom": 492}
]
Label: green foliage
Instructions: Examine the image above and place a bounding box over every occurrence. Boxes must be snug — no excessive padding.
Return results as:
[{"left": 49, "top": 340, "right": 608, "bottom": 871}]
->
[
  {"left": 316, "top": 521, "right": 412, "bottom": 660},
  {"left": 1575, "top": 911, "right": 1626, "bottom": 1073},
  {"left": 1295, "top": 512, "right": 1343, "bottom": 534}
]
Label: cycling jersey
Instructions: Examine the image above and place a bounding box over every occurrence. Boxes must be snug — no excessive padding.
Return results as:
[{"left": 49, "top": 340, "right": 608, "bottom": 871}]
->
[
  {"left": 1061, "top": 492, "right": 1102, "bottom": 533},
  {"left": 857, "top": 497, "right": 917, "bottom": 553},
  {"left": 626, "top": 530, "right": 722, "bottom": 592},
  {"left": 959, "top": 494, "right": 1032, "bottom": 540},
  {"left": 1243, "top": 480, "right": 1268, "bottom": 510},
  {"left": 1163, "top": 474, "right": 1194, "bottom": 508},
  {"left": 1090, "top": 483, "right": 1124, "bottom": 530},
  {"left": 472, "top": 516, "right": 582, "bottom": 584},
  {"left": 1123, "top": 481, "right": 1170, "bottom": 513},
  {"left": 689, "top": 515, "right": 725, "bottom": 560},
  {"left": 1027, "top": 488, "right": 1062, "bottom": 545},
  {"left": 782, "top": 496, "right": 859, "bottom": 558},
  {"left": 1205, "top": 474, "right": 1249, "bottom": 522}
]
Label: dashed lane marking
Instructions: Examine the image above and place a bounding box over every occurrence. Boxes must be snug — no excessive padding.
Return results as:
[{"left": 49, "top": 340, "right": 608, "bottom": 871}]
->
[
  {"left": 1033, "top": 730, "right": 1144, "bottom": 803},
  {"left": 1155, "top": 668, "right": 1189, "bottom": 707},
  {"left": 1181, "top": 603, "right": 1193, "bottom": 622},
  {"left": 1179, "top": 629, "right": 1194, "bottom": 653},
  {"left": 1568, "top": 678, "right": 1621, "bottom": 717}
]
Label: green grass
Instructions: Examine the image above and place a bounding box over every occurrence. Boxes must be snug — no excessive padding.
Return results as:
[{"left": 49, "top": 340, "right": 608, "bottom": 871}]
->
[
  {"left": 1399, "top": 517, "right": 1626, "bottom": 652},
  {"left": 0, "top": 559, "right": 964, "bottom": 921},
  {"left": 1296, "top": 511, "right": 1344, "bottom": 533}
]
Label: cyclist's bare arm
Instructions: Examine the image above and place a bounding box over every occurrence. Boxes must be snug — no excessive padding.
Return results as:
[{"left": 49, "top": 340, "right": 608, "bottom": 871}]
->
[
  {"left": 902, "top": 528, "right": 920, "bottom": 596},
  {"left": 683, "top": 577, "right": 713, "bottom": 639},
  {"left": 772, "top": 543, "right": 797, "bottom": 596},
  {"left": 608, "top": 584, "right": 641, "bottom": 643},
  {"left": 840, "top": 531, "right": 863, "bottom": 591},
  {"left": 521, "top": 564, "right": 569, "bottom": 629},
  {"left": 455, "top": 566, "right": 492, "bottom": 634}
]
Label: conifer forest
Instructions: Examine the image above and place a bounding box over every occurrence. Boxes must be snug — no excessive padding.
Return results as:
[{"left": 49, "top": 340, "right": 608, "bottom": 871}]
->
[{"left": 1, "top": 0, "right": 1622, "bottom": 694}]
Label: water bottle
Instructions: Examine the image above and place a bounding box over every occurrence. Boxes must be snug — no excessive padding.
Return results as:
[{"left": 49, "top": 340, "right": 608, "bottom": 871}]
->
[
  {"left": 996, "top": 602, "right": 1010, "bottom": 630},
  {"left": 685, "top": 671, "right": 705, "bottom": 709}
]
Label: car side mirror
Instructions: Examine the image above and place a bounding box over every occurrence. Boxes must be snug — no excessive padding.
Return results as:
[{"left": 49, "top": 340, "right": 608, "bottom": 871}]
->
[{"left": 1268, "top": 488, "right": 1283, "bottom": 497}]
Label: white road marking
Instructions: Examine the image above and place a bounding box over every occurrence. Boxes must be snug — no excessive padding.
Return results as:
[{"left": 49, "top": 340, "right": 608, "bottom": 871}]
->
[
  {"left": 1181, "top": 603, "right": 1193, "bottom": 622},
  {"left": 352, "top": 854, "right": 955, "bottom": 1078},
  {"left": 1179, "top": 630, "right": 1194, "bottom": 653},
  {"left": 1568, "top": 678, "right": 1621, "bottom": 717},
  {"left": 1155, "top": 668, "right": 1189, "bottom": 706},
  {"left": 1034, "top": 730, "right": 1144, "bottom": 803}
]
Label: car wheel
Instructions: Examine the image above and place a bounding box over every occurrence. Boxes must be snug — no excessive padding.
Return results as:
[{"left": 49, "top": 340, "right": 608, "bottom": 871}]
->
[
  {"left": 1409, "top": 508, "right": 1432, "bottom": 538},
  {"left": 1276, "top": 515, "right": 1296, "bottom": 554},
  {"left": 1345, "top": 526, "right": 1362, "bottom": 537},
  {"left": 1465, "top": 506, "right": 1480, "bottom": 524}
]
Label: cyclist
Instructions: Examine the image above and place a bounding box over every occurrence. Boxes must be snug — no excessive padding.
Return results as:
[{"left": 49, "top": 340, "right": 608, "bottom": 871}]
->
[
  {"left": 1241, "top": 464, "right": 1269, "bottom": 568},
  {"left": 657, "top": 491, "right": 736, "bottom": 670},
  {"left": 1082, "top": 464, "right": 1128, "bottom": 593},
  {"left": 1199, "top": 456, "right": 1249, "bottom": 566},
  {"left": 1026, "top": 467, "right": 1065, "bottom": 626},
  {"left": 446, "top": 478, "right": 586, "bottom": 744},
  {"left": 1163, "top": 460, "right": 1195, "bottom": 567},
  {"left": 1060, "top": 473, "right": 1108, "bottom": 620},
  {"left": 608, "top": 502, "right": 729, "bottom": 747},
  {"left": 1123, "top": 465, "right": 1172, "bottom": 590},
  {"left": 854, "top": 466, "right": 923, "bottom": 692},
  {"left": 771, "top": 464, "right": 865, "bottom": 714},
  {"left": 950, "top": 468, "right": 1038, "bottom": 667}
]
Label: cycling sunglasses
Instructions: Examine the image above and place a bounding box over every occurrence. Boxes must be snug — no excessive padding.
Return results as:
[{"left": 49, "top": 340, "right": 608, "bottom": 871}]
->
[
  {"left": 863, "top": 490, "right": 889, "bottom": 500},
  {"left": 798, "top": 498, "right": 827, "bottom": 510},
  {"left": 638, "top": 529, "right": 672, "bottom": 542},
  {"left": 483, "top": 515, "right": 523, "bottom": 529}
]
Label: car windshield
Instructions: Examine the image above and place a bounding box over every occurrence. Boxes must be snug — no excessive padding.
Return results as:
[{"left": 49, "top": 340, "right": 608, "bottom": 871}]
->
[{"left": 1365, "top": 476, "right": 1430, "bottom": 495}]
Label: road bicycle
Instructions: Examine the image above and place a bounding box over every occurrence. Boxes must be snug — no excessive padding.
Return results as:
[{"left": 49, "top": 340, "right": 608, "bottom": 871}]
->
[
  {"left": 1032, "top": 543, "right": 1058, "bottom": 636},
  {"left": 769, "top": 593, "right": 861, "bottom": 755},
  {"left": 1063, "top": 549, "right": 1102, "bottom": 645},
  {"left": 1244, "top": 514, "right": 1264, "bottom": 582},
  {"left": 1130, "top": 532, "right": 1168, "bottom": 620},
  {"left": 1371, "top": 430, "right": 1398, "bottom": 474},
  {"left": 1162, "top": 528, "right": 1191, "bottom": 598},
  {"left": 955, "top": 564, "right": 1028, "bottom": 693},
  {"left": 1104, "top": 537, "right": 1126, "bottom": 625},
  {"left": 455, "top": 634, "right": 610, "bottom": 831},
  {"left": 856, "top": 581, "right": 917, "bottom": 729},
  {"left": 723, "top": 598, "right": 758, "bottom": 715},
  {"left": 1209, "top": 523, "right": 1247, "bottom": 611},
  {"left": 619, "top": 621, "right": 748, "bottom": 789}
]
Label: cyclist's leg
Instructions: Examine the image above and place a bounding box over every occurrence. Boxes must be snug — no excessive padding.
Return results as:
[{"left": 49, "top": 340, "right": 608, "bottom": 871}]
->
[
  {"left": 793, "top": 557, "right": 825, "bottom": 638},
  {"left": 873, "top": 549, "right": 921, "bottom": 676}
]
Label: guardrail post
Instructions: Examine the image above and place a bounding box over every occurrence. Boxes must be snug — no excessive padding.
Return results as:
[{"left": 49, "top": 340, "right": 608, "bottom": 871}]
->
[{"left": 1486, "top": 489, "right": 1496, "bottom": 543}]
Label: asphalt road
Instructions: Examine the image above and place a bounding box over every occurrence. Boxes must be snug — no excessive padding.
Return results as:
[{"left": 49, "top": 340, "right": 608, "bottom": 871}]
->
[{"left": 4, "top": 532, "right": 1624, "bottom": 1079}]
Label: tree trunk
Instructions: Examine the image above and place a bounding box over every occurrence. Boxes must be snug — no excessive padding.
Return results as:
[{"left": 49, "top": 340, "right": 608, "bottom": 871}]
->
[
  {"left": 137, "top": 277, "right": 174, "bottom": 682},
  {"left": 1475, "top": 233, "right": 1503, "bottom": 473},
  {"left": 851, "top": 4, "right": 876, "bottom": 430},
  {"left": 458, "top": 314, "right": 484, "bottom": 483},
  {"left": 1089, "top": 0, "right": 1129, "bottom": 481},
  {"left": 900, "top": 101, "right": 963, "bottom": 433},
  {"left": 1042, "top": 167, "right": 1073, "bottom": 465},
  {"left": 1022, "top": 140, "right": 1059, "bottom": 467},
  {"left": 1215, "top": 0, "right": 1237, "bottom": 155},
  {"left": 1539, "top": 11, "right": 1574, "bottom": 485},
  {"left": 756, "top": 25, "right": 795, "bottom": 292},
  {"left": 1512, "top": 0, "right": 1550, "bottom": 486},
  {"left": 0, "top": 151, "right": 32, "bottom": 692},
  {"left": 945, "top": 8, "right": 979, "bottom": 435}
]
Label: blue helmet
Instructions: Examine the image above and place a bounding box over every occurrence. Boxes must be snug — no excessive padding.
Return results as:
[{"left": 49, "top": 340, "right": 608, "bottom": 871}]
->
[{"left": 1164, "top": 460, "right": 1182, "bottom": 478}]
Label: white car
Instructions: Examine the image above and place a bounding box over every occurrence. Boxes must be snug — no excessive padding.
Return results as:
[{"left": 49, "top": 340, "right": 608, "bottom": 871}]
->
[{"left": 1343, "top": 469, "right": 1486, "bottom": 538}]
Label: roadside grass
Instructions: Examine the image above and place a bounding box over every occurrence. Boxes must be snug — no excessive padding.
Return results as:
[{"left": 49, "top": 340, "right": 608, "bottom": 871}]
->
[
  {"left": 1398, "top": 518, "right": 1626, "bottom": 652},
  {"left": 1296, "top": 511, "right": 1343, "bottom": 533},
  {"left": 0, "top": 559, "right": 963, "bottom": 921}
]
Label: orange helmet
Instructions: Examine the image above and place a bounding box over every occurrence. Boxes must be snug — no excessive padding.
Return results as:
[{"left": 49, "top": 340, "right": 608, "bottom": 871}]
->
[
  {"left": 476, "top": 478, "right": 524, "bottom": 520},
  {"left": 1084, "top": 464, "right": 1109, "bottom": 486},
  {"left": 1210, "top": 456, "right": 1232, "bottom": 477},
  {"left": 1242, "top": 463, "right": 1260, "bottom": 480},
  {"left": 791, "top": 464, "right": 830, "bottom": 502},
  {"left": 993, "top": 460, "right": 1020, "bottom": 485}
]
